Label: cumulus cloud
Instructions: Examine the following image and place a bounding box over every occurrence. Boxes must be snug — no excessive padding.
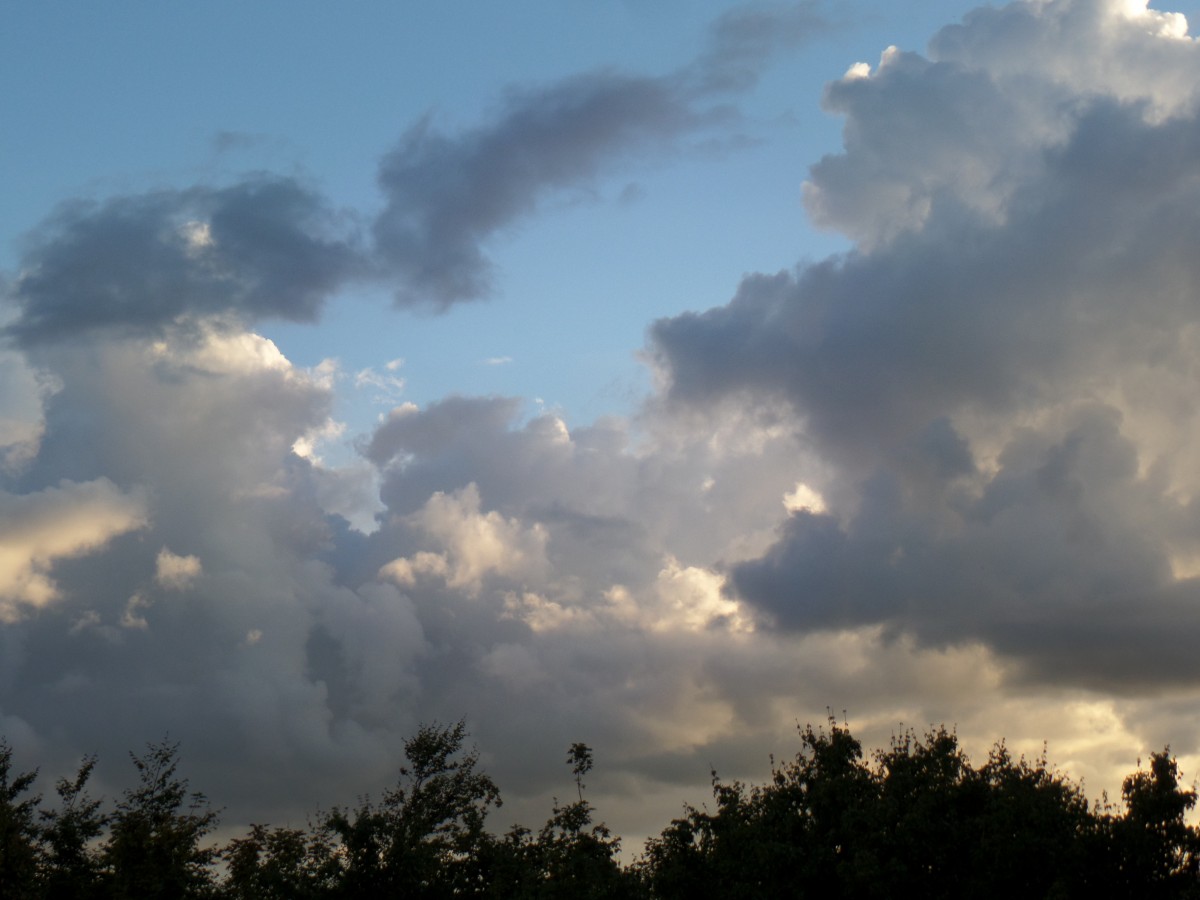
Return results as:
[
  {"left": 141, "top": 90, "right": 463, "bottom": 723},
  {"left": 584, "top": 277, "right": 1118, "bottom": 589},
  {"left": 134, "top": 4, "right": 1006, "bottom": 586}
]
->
[
  {"left": 651, "top": 0, "right": 1200, "bottom": 686},
  {"left": 155, "top": 548, "right": 202, "bottom": 590},
  {"left": 6, "top": 178, "right": 362, "bottom": 345},
  {"left": 10, "top": 0, "right": 1200, "bottom": 852},
  {"left": 0, "top": 479, "right": 146, "bottom": 619},
  {"left": 379, "top": 483, "right": 549, "bottom": 596},
  {"left": 0, "top": 316, "right": 431, "bottom": 816}
]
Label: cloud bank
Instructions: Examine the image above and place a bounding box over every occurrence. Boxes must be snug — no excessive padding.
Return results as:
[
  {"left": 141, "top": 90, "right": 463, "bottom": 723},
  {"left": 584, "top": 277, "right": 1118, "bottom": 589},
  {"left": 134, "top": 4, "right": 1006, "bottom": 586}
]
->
[{"left": 4, "top": 0, "right": 1200, "bottom": 844}]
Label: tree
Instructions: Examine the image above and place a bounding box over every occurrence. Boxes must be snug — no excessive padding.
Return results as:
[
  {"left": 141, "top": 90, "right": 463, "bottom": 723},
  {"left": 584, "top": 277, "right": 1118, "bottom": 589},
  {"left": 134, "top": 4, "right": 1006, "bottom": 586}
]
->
[
  {"left": 522, "top": 743, "right": 627, "bottom": 899},
  {"left": 0, "top": 740, "right": 40, "bottom": 900},
  {"left": 1107, "top": 749, "right": 1200, "bottom": 898},
  {"left": 39, "top": 755, "right": 107, "bottom": 900},
  {"left": 965, "top": 742, "right": 1090, "bottom": 898},
  {"left": 871, "top": 726, "right": 977, "bottom": 897},
  {"left": 638, "top": 719, "right": 1102, "bottom": 900},
  {"left": 103, "top": 738, "right": 219, "bottom": 899},
  {"left": 323, "top": 720, "right": 502, "bottom": 898},
  {"left": 639, "top": 717, "right": 879, "bottom": 900},
  {"left": 222, "top": 823, "right": 339, "bottom": 900}
]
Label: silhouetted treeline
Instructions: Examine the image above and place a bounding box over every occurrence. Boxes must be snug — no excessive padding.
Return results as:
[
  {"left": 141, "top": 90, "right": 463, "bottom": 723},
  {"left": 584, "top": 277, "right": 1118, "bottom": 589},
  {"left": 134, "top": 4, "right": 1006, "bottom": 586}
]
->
[{"left": 2, "top": 718, "right": 1199, "bottom": 898}]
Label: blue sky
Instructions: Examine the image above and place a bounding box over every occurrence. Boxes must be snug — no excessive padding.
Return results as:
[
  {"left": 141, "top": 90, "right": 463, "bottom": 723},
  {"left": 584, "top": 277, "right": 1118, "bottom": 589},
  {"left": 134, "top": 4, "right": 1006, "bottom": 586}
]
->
[{"left": 7, "top": 0, "right": 1200, "bottom": 847}]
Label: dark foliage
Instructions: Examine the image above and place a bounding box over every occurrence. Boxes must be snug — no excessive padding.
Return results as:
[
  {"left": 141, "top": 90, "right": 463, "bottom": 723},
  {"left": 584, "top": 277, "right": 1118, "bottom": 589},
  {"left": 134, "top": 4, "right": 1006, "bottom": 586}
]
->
[
  {"left": 321, "top": 720, "right": 502, "bottom": 898},
  {"left": 2, "top": 718, "right": 1200, "bottom": 898},
  {"left": 0, "top": 740, "right": 41, "bottom": 900},
  {"left": 491, "top": 742, "right": 631, "bottom": 899},
  {"left": 638, "top": 718, "right": 1200, "bottom": 900},
  {"left": 103, "top": 738, "right": 219, "bottom": 899},
  {"left": 39, "top": 755, "right": 106, "bottom": 900},
  {"left": 221, "top": 823, "right": 339, "bottom": 899}
]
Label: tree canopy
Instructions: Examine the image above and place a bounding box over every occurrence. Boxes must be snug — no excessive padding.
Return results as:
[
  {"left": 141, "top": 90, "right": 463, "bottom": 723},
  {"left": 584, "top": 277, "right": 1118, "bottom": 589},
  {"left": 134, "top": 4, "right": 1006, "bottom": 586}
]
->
[{"left": 1, "top": 718, "right": 1199, "bottom": 898}]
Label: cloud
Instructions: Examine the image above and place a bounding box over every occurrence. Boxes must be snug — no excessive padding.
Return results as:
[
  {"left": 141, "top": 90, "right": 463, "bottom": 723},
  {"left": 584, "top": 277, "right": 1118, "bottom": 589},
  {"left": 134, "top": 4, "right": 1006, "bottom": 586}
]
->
[
  {"left": 6, "top": 178, "right": 362, "bottom": 346},
  {"left": 650, "top": 0, "right": 1200, "bottom": 686},
  {"left": 0, "top": 479, "right": 146, "bottom": 620},
  {"left": 0, "top": 347, "right": 50, "bottom": 469},
  {"left": 371, "top": 74, "right": 710, "bottom": 307},
  {"left": 10, "top": 0, "right": 1200, "bottom": 854},
  {"left": 0, "top": 317, "right": 428, "bottom": 816},
  {"left": 691, "top": 1, "right": 829, "bottom": 93},
  {"left": 379, "top": 483, "right": 549, "bottom": 596},
  {"left": 155, "top": 548, "right": 202, "bottom": 590},
  {"left": 370, "top": 3, "right": 823, "bottom": 308},
  {"left": 354, "top": 366, "right": 406, "bottom": 404},
  {"left": 3, "top": 3, "right": 819, "bottom": 349}
]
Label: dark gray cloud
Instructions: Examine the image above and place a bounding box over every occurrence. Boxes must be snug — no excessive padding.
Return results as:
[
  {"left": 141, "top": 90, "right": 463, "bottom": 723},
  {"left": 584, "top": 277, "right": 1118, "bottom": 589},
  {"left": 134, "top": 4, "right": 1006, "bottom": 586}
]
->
[
  {"left": 7, "top": 178, "right": 362, "bottom": 346},
  {"left": 730, "top": 405, "right": 1200, "bottom": 688},
  {"left": 371, "top": 73, "right": 711, "bottom": 308},
  {"left": 371, "top": 3, "right": 825, "bottom": 308}
]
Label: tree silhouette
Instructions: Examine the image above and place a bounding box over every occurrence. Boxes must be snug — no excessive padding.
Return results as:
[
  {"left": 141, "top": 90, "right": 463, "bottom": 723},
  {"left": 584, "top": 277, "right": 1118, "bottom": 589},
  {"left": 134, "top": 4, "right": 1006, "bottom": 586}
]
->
[
  {"left": 486, "top": 742, "right": 628, "bottom": 900},
  {"left": 0, "top": 739, "right": 40, "bottom": 900},
  {"left": 640, "top": 717, "right": 878, "bottom": 899},
  {"left": 102, "top": 738, "right": 218, "bottom": 899},
  {"left": 222, "top": 822, "right": 339, "bottom": 900},
  {"left": 39, "top": 755, "right": 107, "bottom": 900},
  {"left": 323, "top": 720, "right": 501, "bottom": 898},
  {"left": 1106, "top": 749, "right": 1200, "bottom": 897},
  {"left": 3, "top": 717, "right": 1200, "bottom": 897}
]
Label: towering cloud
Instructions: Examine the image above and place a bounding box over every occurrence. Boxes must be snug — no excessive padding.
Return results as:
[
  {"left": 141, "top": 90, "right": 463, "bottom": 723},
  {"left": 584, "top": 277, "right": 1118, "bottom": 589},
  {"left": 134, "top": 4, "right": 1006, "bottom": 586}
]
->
[{"left": 652, "top": 0, "right": 1200, "bottom": 686}]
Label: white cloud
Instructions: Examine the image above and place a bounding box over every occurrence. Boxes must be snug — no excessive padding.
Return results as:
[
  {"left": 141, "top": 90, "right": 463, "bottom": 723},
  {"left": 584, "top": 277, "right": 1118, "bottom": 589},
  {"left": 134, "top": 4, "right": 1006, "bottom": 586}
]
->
[
  {"left": 291, "top": 418, "right": 346, "bottom": 462},
  {"left": 380, "top": 483, "right": 548, "bottom": 595},
  {"left": 783, "top": 481, "right": 827, "bottom": 515},
  {"left": 179, "top": 220, "right": 214, "bottom": 255},
  {"left": 121, "top": 591, "right": 152, "bottom": 630},
  {"left": 355, "top": 366, "right": 406, "bottom": 402},
  {"left": 155, "top": 548, "right": 202, "bottom": 590},
  {"left": 0, "top": 479, "right": 147, "bottom": 619}
]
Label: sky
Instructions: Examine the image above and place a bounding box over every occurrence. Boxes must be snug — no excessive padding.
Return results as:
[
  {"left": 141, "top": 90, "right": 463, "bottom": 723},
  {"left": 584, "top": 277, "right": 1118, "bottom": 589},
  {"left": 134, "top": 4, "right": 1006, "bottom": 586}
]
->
[{"left": 5, "top": 0, "right": 1200, "bottom": 847}]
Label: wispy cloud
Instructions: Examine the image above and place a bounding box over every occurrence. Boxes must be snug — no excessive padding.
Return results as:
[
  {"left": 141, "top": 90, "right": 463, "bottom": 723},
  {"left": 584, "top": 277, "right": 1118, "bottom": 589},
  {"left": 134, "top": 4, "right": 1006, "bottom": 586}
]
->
[
  {"left": 370, "top": 2, "right": 826, "bottom": 307},
  {"left": 355, "top": 365, "right": 407, "bottom": 403}
]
